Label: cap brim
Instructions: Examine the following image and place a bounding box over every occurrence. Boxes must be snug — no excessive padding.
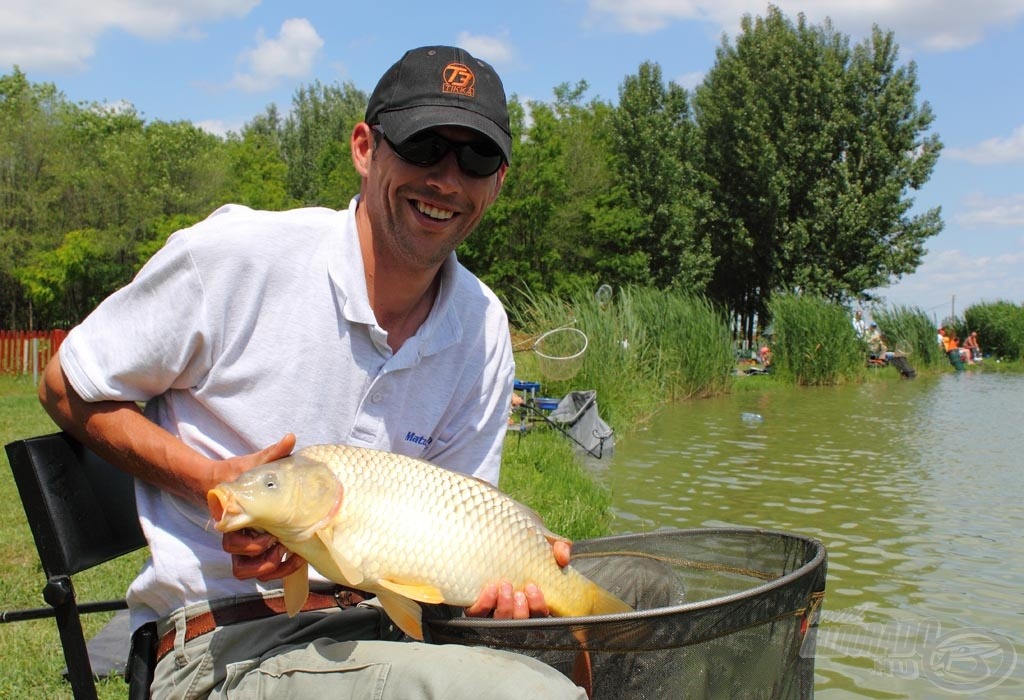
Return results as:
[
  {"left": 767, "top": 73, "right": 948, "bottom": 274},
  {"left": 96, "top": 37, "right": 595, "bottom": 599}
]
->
[{"left": 378, "top": 106, "right": 511, "bottom": 163}]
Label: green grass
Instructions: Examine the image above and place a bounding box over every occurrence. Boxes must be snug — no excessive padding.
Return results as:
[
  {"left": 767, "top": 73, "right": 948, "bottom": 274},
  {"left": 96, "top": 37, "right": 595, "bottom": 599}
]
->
[{"left": 500, "top": 428, "right": 613, "bottom": 541}]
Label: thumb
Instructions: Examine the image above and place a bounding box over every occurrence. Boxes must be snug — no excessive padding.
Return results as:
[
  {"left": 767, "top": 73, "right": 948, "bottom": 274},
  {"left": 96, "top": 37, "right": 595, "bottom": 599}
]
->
[{"left": 257, "top": 433, "right": 296, "bottom": 465}]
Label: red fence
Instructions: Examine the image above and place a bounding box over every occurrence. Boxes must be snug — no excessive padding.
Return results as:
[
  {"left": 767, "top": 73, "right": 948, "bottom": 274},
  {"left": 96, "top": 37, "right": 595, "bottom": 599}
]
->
[{"left": 0, "top": 330, "right": 67, "bottom": 376}]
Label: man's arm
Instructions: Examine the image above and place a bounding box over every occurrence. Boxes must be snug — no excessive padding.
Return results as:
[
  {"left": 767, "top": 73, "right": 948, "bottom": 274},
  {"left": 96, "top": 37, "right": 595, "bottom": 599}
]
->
[
  {"left": 39, "top": 355, "right": 304, "bottom": 581},
  {"left": 39, "top": 355, "right": 293, "bottom": 504}
]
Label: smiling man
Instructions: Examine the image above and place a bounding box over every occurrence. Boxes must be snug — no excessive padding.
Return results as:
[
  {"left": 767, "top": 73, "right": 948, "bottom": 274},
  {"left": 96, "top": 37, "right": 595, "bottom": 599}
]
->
[{"left": 39, "top": 45, "right": 584, "bottom": 699}]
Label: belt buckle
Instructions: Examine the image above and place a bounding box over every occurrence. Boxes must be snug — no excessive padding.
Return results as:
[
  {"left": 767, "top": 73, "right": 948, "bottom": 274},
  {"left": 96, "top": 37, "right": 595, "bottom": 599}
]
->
[{"left": 333, "top": 586, "right": 364, "bottom": 608}]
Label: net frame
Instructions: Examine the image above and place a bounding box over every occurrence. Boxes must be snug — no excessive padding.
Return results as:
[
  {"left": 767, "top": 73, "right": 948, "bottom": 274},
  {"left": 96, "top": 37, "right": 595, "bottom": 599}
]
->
[{"left": 527, "top": 327, "right": 589, "bottom": 380}]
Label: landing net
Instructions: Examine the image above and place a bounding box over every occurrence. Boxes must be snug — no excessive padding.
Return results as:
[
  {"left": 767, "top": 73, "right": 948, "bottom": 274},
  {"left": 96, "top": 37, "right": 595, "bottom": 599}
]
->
[{"left": 425, "top": 528, "right": 827, "bottom": 700}]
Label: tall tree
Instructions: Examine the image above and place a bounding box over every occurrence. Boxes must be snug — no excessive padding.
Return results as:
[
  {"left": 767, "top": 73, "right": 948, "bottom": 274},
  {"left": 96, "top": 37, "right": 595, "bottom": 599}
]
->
[
  {"left": 280, "top": 81, "right": 366, "bottom": 208},
  {"left": 612, "top": 62, "right": 710, "bottom": 290},
  {"left": 694, "top": 6, "right": 942, "bottom": 334}
]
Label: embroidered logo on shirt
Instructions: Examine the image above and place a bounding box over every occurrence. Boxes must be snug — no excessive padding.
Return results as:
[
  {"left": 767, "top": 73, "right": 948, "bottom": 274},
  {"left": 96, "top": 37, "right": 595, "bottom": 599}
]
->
[{"left": 405, "top": 431, "right": 433, "bottom": 448}]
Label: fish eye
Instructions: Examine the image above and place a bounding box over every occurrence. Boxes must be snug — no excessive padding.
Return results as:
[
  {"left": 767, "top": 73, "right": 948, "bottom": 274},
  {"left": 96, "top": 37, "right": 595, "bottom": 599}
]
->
[{"left": 262, "top": 473, "right": 278, "bottom": 489}]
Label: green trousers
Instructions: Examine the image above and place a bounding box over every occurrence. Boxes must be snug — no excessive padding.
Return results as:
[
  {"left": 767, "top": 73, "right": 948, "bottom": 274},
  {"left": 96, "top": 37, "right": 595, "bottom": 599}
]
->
[{"left": 152, "top": 600, "right": 585, "bottom": 700}]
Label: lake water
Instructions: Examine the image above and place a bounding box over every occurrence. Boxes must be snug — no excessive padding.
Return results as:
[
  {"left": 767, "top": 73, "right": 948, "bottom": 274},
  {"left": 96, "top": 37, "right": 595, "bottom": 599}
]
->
[{"left": 598, "top": 371, "right": 1023, "bottom": 699}]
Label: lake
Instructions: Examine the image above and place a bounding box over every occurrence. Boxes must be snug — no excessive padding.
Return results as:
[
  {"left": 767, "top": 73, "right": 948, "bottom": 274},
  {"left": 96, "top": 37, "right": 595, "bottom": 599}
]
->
[{"left": 599, "top": 370, "right": 1023, "bottom": 699}]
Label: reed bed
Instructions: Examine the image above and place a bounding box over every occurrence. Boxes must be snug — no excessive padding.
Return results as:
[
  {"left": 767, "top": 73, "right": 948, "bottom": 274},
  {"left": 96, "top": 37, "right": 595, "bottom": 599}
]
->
[
  {"left": 509, "top": 285, "right": 735, "bottom": 428},
  {"left": 962, "top": 301, "right": 1024, "bottom": 361},
  {"left": 872, "top": 305, "right": 945, "bottom": 367},
  {"left": 767, "top": 293, "right": 865, "bottom": 386}
]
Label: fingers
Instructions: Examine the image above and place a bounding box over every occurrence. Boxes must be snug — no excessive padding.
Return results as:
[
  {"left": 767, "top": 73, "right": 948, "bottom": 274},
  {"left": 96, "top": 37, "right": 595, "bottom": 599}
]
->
[
  {"left": 523, "top": 583, "right": 549, "bottom": 617},
  {"left": 223, "top": 528, "right": 307, "bottom": 582},
  {"left": 465, "top": 581, "right": 549, "bottom": 619},
  {"left": 260, "top": 433, "right": 296, "bottom": 463},
  {"left": 553, "top": 540, "right": 572, "bottom": 568}
]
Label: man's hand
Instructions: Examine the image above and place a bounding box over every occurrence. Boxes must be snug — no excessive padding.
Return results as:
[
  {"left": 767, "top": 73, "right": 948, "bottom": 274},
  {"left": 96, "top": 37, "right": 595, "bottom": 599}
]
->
[
  {"left": 210, "top": 434, "right": 296, "bottom": 492},
  {"left": 464, "top": 539, "right": 572, "bottom": 619},
  {"left": 222, "top": 528, "right": 308, "bottom": 581}
]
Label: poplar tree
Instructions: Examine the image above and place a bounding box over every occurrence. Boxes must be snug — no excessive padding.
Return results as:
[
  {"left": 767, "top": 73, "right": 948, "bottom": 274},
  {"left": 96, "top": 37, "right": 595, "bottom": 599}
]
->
[{"left": 694, "top": 6, "right": 942, "bottom": 333}]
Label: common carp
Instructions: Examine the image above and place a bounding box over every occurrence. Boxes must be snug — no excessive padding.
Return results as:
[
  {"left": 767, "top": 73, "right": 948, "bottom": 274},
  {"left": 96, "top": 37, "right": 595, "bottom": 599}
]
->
[{"left": 207, "top": 443, "right": 632, "bottom": 641}]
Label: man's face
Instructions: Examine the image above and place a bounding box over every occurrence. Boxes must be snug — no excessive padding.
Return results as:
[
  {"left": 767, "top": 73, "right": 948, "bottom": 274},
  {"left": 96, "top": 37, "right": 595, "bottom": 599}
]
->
[{"left": 355, "top": 124, "right": 505, "bottom": 271}]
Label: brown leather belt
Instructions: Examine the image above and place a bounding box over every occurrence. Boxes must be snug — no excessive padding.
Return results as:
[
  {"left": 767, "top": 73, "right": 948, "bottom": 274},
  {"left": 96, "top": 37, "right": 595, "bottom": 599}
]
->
[{"left": 156, "top": 587, "right": 367, "bottom": 662}]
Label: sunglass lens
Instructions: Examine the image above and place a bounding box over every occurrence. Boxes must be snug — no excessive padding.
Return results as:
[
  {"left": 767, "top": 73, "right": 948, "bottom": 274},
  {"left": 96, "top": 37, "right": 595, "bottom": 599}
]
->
[
  {"left": 457, "top": 142, "right": 503, "bottom": 177},
  {"left": 395, "top": 132, "right": 448, "bottom": 166}
]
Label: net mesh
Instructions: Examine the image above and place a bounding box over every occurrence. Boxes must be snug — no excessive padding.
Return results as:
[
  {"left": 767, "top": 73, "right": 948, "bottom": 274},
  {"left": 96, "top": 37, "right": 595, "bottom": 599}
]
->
[{"left": 425, "top": 528, "right": 827, "bottom": 700}]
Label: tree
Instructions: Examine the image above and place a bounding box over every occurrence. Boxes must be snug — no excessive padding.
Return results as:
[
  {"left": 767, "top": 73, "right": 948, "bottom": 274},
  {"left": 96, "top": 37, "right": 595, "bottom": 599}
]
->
[
  {"left": 612, "top": 62, "right": 711, "bottom": 290},
  {"left": 224, "top": 105, "right": 293, "bottom": 211},
  {"left": 694, "top": 6, "right": 943, "bottom": 336},
  {"left": 280, "top": 81, "right": 366, "bottom": 207}
]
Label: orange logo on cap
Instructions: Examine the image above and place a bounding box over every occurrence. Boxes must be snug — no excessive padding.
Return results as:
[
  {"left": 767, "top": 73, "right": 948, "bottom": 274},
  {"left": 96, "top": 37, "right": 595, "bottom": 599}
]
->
[{"left": 442, "top": 62, "right": 476, "bottom": 97}]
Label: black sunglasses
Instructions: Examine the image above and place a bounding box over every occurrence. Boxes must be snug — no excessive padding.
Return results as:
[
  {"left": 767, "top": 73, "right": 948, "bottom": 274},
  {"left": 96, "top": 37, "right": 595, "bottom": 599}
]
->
[{"left": 373, "top": 126, "right": 504, "bottom": 178}]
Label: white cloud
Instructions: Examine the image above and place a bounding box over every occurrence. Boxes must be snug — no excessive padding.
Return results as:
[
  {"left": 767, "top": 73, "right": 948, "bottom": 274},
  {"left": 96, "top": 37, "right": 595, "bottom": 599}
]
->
[
  {"left": 229, "top": 18, "right": 323, "bottom": 93},
  {"left": 877, "top": 243, "right": 1024, "bottom": 313},
  {"left": 195, "top": 118, "right": 243, "bottom": 137},
  {"left": 455, "top": 31, "right": 515, "bottom": 66},
  {"left": 585, "top": 1, "right": 1024, "bottom": 53},
  {"left": 955, "top": 193, "right": 1024, "bottom": 228},
  {"left": 674, "top": 70, "right": 705, "bottom": 90},
  {"left": 0, "top": 0, "right": 258, "bottom": 72},
  {"left": 947, "top": 125, "right": 1024, "bottom": 165}
]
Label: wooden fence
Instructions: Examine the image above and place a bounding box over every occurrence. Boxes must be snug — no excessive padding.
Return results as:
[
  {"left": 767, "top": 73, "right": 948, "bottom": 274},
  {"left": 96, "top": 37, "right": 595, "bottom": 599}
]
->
[{"left": 0, "top": 330, "right": 68, "bottom": 376}]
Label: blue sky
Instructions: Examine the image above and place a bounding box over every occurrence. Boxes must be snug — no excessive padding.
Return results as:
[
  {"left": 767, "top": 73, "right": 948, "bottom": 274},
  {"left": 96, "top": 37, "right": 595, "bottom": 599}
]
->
[{"left": 4, "top": 0, "right": 1023, "bottom": 320}]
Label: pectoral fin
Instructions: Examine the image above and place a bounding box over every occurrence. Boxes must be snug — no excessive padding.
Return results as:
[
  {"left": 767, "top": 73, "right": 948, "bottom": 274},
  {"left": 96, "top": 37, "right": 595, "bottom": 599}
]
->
[
  {"left": 315, "top": 528, "right": 364, "bottom": 586},
  {"left": 282, "top": 566, "right": 310, "bottom": 617},
  {"left": 376, "top": 578, "right": 445, "bottom": 605},
  {"left": 375, "top": 589, "right": 426, "bottom": 641}
]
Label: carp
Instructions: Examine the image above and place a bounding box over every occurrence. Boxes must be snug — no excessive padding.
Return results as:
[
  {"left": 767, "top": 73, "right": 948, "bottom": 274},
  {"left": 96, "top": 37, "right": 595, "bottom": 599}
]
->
[{"left": 207, "top": 443, "right": 632, "bottom": 641}]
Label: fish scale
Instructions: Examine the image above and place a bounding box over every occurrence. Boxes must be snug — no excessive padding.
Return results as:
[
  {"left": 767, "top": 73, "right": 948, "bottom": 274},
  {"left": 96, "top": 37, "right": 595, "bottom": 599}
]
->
[{"left": 208, "top": 442, "right": 632, "bottom": 641}]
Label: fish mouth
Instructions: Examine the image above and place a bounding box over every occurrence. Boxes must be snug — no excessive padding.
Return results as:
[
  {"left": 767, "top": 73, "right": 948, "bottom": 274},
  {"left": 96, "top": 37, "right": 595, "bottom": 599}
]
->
[{"left": 207, "top": 488, "right": 249, "bottom": 532}]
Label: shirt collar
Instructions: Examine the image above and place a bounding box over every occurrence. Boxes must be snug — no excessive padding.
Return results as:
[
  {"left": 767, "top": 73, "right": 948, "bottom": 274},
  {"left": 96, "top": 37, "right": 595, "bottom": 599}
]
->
[{"left": 328, "top": 196, "right": 463, "bottom": 357}]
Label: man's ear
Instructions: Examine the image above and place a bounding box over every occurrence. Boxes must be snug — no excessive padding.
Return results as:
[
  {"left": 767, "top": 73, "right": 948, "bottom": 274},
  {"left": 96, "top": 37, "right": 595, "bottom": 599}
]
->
[
  {"left": 488, "top": 162, "right": 508, "bottom": 203},
  {"left": 351, "top": 122, "right": 373, "bottom": 177}
]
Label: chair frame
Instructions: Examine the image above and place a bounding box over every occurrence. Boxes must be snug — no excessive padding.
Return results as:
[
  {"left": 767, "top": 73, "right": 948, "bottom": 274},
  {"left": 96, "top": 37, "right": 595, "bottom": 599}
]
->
[{"left": 4, "top": 431, "right": 152, "bottom": 700}]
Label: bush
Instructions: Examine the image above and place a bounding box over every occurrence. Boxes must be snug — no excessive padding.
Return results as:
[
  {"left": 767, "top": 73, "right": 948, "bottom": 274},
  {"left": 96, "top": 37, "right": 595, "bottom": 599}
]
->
[{"left": 963, "top": 301, "right": 1024, "bottom": 361}]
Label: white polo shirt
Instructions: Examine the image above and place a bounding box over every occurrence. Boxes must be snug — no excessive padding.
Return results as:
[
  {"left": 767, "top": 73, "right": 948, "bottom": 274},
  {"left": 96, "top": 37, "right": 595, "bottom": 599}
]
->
[{"left": 58, "top": 197, "right": 515, "bottom": 626}]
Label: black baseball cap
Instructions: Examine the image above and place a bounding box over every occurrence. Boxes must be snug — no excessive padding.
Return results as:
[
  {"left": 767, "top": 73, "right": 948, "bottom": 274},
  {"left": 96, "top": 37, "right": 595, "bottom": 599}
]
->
[{"left": 365, "top": 45, "right": 512, "bottom": 163}]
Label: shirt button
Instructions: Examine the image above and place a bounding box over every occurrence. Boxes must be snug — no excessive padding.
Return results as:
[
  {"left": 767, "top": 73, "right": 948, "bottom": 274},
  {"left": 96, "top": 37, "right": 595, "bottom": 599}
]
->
[{"left": 371, "top": 393, "right": 384, "bottom": 404}]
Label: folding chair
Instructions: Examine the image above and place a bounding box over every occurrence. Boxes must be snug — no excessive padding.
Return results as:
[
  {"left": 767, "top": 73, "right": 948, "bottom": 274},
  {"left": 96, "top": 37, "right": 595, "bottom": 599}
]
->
[{"left": 3, "top": 432, "right": 154, "bottom": 700}]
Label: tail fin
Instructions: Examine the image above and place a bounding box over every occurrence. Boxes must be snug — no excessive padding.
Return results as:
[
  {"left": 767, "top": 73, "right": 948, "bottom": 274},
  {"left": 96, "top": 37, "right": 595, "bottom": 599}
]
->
[{"left": 584, "top": 580, "right": 633, "bottom": 616}]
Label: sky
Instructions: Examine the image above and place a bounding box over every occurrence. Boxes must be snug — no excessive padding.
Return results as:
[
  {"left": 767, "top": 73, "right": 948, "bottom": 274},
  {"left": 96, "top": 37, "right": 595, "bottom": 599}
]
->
[{"left": 3, "top": 0, "right": 1023, "bottom": 321}]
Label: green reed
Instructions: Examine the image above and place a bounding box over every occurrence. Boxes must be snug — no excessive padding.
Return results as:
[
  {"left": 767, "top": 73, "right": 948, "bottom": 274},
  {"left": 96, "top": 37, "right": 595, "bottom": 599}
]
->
[
  {"left": 768, "top": 293, "right": 864, "bottom": 385},
  {"left": 510, "top": 285, "right": 735, "bottom": 428},
  {"left": 872, "top": 304, "right": 945, "bottom": 367}
]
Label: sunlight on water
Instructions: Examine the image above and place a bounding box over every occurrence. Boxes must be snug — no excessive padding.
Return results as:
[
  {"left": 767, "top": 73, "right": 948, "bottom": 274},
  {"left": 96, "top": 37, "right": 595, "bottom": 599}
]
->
[{"left": 606, "top": 372, "right": 1024, "bottom": 699}]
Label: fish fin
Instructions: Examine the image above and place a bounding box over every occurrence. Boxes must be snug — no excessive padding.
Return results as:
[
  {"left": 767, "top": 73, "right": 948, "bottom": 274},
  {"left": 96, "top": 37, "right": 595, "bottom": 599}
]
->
[
  {"left": 376, "top": 578, "right": 446, "bottom": 605},
  {"left": 315, "top": 528, "right": 364, "bottom": 586},
  {"left": 282, "top": 566, "right": 310, "bottom": 617},
  {"left": 570, "top": 629, "right": 594, "bottom": 699},
  {"left": 550, "top": 575, "right": 632, "bottom": 617},
  {"left": 585, "top": 579, "right": 633, "bottom": 616},
  {"left": 376, "top": 589, "right": 425, "bottom": 641}
]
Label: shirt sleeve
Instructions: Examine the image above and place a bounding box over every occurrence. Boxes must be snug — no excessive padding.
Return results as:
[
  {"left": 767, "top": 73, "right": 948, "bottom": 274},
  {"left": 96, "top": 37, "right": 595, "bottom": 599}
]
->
[{"left": 59, "top": 230, "right": 213, "bottom": 404}]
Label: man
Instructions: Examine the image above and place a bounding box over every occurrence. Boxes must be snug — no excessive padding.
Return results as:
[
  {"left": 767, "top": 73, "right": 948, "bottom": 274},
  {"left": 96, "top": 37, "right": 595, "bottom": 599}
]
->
[{"left": 39, "top": 45, "right": 583, "bottom": 699}]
